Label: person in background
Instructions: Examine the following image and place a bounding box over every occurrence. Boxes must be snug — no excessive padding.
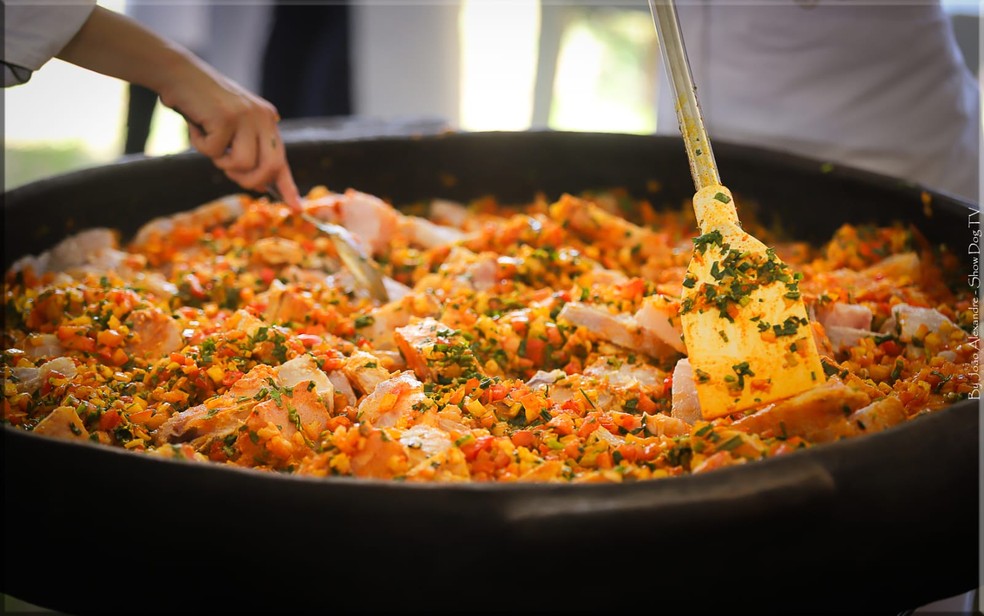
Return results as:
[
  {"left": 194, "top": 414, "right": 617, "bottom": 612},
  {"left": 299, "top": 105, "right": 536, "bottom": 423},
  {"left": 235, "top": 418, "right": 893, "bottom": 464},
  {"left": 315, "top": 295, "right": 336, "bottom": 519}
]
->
[
  {"left": 656, "top": 2, "right": 981, "bottom": 203},
  {"left": 260, "top": 1, "right": 353, "bottom": 120},
  {"left": 3, "top": 1, "right": 301, "bottom": 209}
]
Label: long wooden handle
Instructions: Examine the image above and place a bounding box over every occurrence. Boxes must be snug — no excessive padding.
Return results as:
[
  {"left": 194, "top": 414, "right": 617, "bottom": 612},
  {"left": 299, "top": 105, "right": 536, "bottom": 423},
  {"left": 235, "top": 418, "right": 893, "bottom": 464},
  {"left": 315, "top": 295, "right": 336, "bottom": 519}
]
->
[{"left": 649, "top": 0, "right": 720, "bottom": 191}]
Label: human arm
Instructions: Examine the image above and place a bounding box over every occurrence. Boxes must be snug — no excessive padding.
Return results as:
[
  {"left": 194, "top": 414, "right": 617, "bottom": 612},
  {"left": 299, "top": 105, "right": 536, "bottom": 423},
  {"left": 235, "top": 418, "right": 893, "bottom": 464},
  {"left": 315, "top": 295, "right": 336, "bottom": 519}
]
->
[{"left": 55, "top": 6, "right": 302, "bottom": 209}]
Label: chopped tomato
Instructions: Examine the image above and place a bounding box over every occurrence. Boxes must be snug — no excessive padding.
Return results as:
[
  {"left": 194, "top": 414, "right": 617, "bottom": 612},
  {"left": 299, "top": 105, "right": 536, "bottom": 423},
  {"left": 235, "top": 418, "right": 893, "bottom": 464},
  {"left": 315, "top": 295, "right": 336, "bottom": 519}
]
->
[
  {"left": 510, "top": 430, "right": 536, "bottom": 448},
  {"left": 482, "top": 383, "right": 510, "bottom": 404},
  {"left": 222, "top": 370, "right": 244, "bottom": 387},
  {"left": 879, "top": 339, "right": 902, "bottom": 356},
  {"left": 258, "top": 267, "right": 276, "bottom": 286},
  {"left": 460, "top": 435, "right": 495, "bottom": 461},
  {"left": 615, "top": 443, "right": 639, "bottom": 463},
  {"left": 524, "top": 337, "right": 546, "bottom": 366},
  {"left": 99, "top": 409, "right": 123, "bottom": 431},
  {"left": 296, "top": 334, "right": 322, "bottom": 348},
  {"left": 547, "top": 413, "right": 575, "bottom": 436},
  {"left": 56, "top": 326, "right": 95, "bottom": 353},
  {"left": 595, "top": 451, "right": 614, "bottom": 469},
  {"left": 636, "top": 394, "right": 657, "bottom": 414},
  {"left": 619, "top": 278, "right": 646, "bottom": 300}
]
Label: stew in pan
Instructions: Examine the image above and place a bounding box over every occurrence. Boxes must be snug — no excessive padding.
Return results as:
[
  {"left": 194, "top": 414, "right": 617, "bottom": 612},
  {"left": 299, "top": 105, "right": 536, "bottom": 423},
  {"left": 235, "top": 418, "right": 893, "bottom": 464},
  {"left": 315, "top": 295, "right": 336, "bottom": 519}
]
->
[{"left": 3, "top": 183, "right": 975, "bottom": 483}]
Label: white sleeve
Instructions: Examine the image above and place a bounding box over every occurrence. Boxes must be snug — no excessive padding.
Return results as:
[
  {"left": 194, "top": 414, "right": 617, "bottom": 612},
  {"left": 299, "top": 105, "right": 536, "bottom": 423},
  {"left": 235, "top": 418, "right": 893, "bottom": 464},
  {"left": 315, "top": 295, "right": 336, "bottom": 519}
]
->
[
  {"left": 3, "top": 0, "right": 98, "bottom": 86},
  {"left": 656, "top": 4, "right": 981, "bottom": 202}
]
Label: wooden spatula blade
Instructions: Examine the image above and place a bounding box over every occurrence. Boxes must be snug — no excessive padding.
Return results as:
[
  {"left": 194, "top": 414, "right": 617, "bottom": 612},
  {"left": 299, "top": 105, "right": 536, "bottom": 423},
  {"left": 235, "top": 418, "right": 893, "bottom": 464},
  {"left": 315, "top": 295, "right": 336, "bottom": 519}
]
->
[{"left": 681, "top": 186, "right": 825, "bottom": 418}]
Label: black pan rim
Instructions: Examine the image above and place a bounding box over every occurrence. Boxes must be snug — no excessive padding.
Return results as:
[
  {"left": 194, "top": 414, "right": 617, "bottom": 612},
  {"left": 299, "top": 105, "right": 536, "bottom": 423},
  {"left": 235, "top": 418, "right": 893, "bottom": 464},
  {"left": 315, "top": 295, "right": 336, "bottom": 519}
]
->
[
  {"left": 4, "top": 128, "right": 978, "bottom": 207},
  {"left": 2, "top": 397, "right": 976, "bottom": 495}
]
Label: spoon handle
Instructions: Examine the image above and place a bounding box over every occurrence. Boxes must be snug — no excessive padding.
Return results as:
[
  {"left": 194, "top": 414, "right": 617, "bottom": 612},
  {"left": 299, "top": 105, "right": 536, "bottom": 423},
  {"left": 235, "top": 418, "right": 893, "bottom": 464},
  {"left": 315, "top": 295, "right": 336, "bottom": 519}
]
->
[{"left": 649, "top": 0, "right": 720, "bottom": 191}]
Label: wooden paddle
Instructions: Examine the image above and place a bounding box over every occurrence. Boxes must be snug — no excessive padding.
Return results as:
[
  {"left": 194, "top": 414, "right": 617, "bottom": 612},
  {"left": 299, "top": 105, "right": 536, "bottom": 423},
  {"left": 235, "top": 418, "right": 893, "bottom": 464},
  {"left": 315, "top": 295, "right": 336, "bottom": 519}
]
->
[{"left": 648, "top": 0, "right": 825, "bottom": 418}]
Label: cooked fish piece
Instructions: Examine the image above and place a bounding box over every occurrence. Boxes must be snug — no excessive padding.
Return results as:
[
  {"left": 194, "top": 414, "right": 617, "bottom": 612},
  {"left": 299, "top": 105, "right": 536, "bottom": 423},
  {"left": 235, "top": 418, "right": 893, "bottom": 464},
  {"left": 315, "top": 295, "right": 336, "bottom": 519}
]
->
[
  {"left": 260, "top": 280, "right": 316, "bottom": 324},
  {"left": 349, "top": 429, "right": 409, "bottom": 479},
  {"left": 329, "top": 370, "right": 358, "bottom": 407},
  {"left": 862, "top": 252, "right": 921, "bottom": 282},
  {"left": 253, "top": 237, "right": 305, "bottom": 266},
  {"left": 557, "top": 301, "right": 679, "bottom": 360},
  {"left": 401, "top": 215, "right": 467, "bottom": 249},
  {"left": 126, "top": 308, "right": 184, "bottom": 359},
  {"left": 525, "top": 369, "right": 568, "bottom": 390},
  {"left": 400, "top": 424, "right": 453, "bottom": 463},
  {"left": 132, "top": 194, "right": 244, "bottom": 249},
  {"left": 10, "top": 356, "right": 76, "bottom": 394},
  {"left": 358, "top": 292, "right": 441, "bottom": 351},
  {"left": 356, "top": 371, "right": 426, "bottom": 429},
  {"left": 32, "top": 405, "right": 89, "bottom": 441},
  {"left": 157, "top": 359, "right": 334, "bottom": 448},
  {"left": 582, "top": 357, "right": 664, "bottom": 390},
  {"left": 816, "top": 302, "right": 872, "bottom": 330},
  {"left": 824, "top": 326, "right": 876, "bottom": 353},
  {"left": 670, "top": 358, "right": 701, "bottom": 425},
  {"left": 882, "top": 303, "right": 965, "bottom": 343},
  {"left": 429, "top": 199, "right": 470, "bottom": 228},
  {"left": 644, "top": 412, "right": 690, "bottom": 437},
  {"left": 18, "top": 334, "right": 65, "bottom": 361},
  {"left": 633, "top": 295, "right": 686, "bottom": 354},
  {"left": 9, "top": 228, "right": 124, "bottom": 277},
  {"left": 394, "top": 317, "right": 483, "bottom": 383},
  {"left": 732, "top": 378, "right": 871, "bottom": 442},
  {"left": 305, "top": 189, "right": 401, "bottom": 257},
  {"left": 414, "top": 246, "right": 499, "bottom": 293},
  {"left": 845, "top": 396, "right": 907, "bottom": 435},
  {"left": 245, "top": 381, "right": 331, "bottom": 444},
  {"left": 278, "top": 355, "right": 333, "bottom": 399},
  {"left": 341, "top": 350, "right": 393, "bottom": 396},
  {"left": 155, "top": 399, "right": 252, "bottom": 447}
]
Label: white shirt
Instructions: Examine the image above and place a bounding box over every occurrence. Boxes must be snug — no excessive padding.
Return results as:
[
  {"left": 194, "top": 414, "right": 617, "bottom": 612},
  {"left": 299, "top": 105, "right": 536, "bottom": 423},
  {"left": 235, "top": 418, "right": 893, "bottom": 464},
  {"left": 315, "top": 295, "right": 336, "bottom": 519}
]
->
[
  {"left": 3, "top": 0, "right": 97, "bottom": 87},
  {"left": 656, "top": 2, "right": 981, "bottom": 203}
]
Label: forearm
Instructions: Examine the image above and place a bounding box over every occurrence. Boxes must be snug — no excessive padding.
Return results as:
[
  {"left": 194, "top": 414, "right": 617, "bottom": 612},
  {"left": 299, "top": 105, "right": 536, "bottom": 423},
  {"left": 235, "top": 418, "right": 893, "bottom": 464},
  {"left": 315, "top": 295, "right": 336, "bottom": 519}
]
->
[{"left": 55, "top": 6, "right": 209, "bottom": 102}]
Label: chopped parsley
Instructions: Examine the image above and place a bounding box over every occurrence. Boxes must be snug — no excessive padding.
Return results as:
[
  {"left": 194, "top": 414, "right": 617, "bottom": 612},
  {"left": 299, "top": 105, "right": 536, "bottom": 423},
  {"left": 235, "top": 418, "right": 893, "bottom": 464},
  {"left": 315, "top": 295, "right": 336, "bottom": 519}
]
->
[
  {"left": 692, "top": 230, "right": 725, "bottom": 255},
  {"left": 354, "top": 315, "right": 375, "bottom": 329}
]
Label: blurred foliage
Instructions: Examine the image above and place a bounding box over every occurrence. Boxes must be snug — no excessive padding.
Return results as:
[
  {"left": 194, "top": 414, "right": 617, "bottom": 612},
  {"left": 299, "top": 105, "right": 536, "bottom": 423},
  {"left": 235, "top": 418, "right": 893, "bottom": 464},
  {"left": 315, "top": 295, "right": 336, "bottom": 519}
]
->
[
  {"left": 550, "top": 7, "right": 658, "bottom": 133},
  {"left": 4, "top": 144, "right": 107, "bottom": 191}
]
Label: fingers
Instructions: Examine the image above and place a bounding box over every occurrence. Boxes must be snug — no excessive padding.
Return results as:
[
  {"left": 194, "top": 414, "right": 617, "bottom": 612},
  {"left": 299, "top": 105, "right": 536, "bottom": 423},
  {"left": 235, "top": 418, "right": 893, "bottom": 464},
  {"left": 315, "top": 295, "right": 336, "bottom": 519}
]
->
[
  {"left": 214, "top": 123, "right": 260, "bottom": 174},
  {"left": 188, "top": 117, "right": 235, "bottom": 160},
  {"left": 186, "top": 95, "right": 299, "bottom": 206},
  {"left": 272, "top": 166, "right": 303, "bottom": 212},
  {"left": 223, "top": 128, "right": 297, "bottom": 200},
  {"left": 164, "top": 63, "right": 298, "bottom": 198}
]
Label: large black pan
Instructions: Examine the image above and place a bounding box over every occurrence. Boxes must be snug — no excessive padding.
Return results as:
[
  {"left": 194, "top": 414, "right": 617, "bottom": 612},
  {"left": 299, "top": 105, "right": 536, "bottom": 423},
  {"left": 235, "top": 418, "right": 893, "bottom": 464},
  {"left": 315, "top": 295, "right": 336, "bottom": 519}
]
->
[{"left": 3, "top": 131, "right": 979, "bottom": 613}]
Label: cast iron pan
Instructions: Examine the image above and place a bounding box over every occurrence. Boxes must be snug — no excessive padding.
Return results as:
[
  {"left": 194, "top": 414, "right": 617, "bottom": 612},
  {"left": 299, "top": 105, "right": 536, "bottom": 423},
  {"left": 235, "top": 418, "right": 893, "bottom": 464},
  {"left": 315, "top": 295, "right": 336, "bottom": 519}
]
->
[{"left": 2, "top": 131, "right": 979, "bottom": 613}]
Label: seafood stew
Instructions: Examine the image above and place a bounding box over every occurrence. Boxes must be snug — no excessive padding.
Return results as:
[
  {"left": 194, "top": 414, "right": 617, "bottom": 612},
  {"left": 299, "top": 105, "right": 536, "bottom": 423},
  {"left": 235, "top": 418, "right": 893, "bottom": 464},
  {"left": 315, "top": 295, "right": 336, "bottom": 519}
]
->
[{"left": 3, "top": 182, "right": 975, "bottom": 482}]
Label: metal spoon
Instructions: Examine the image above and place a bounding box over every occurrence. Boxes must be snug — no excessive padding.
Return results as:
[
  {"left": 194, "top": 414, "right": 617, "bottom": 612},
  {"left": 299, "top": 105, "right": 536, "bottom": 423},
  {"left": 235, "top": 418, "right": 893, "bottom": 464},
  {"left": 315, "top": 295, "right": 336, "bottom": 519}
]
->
[
  {"left": 299, "top": 212, "right": 389, "bottom": 302},
  {"left": 266, "top": 186, "right": 389, "bottom": 302}
]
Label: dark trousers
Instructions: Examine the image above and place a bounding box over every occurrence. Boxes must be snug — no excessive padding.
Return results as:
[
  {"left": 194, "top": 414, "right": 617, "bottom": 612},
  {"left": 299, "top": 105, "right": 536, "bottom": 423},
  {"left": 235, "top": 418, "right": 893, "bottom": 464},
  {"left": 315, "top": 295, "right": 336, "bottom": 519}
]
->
[
  {"left": 124, "top": 84, "right": 158, "bottom": 155},
  {"left": 260, "top": 2, "right": 353, "bottom": 120}
]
